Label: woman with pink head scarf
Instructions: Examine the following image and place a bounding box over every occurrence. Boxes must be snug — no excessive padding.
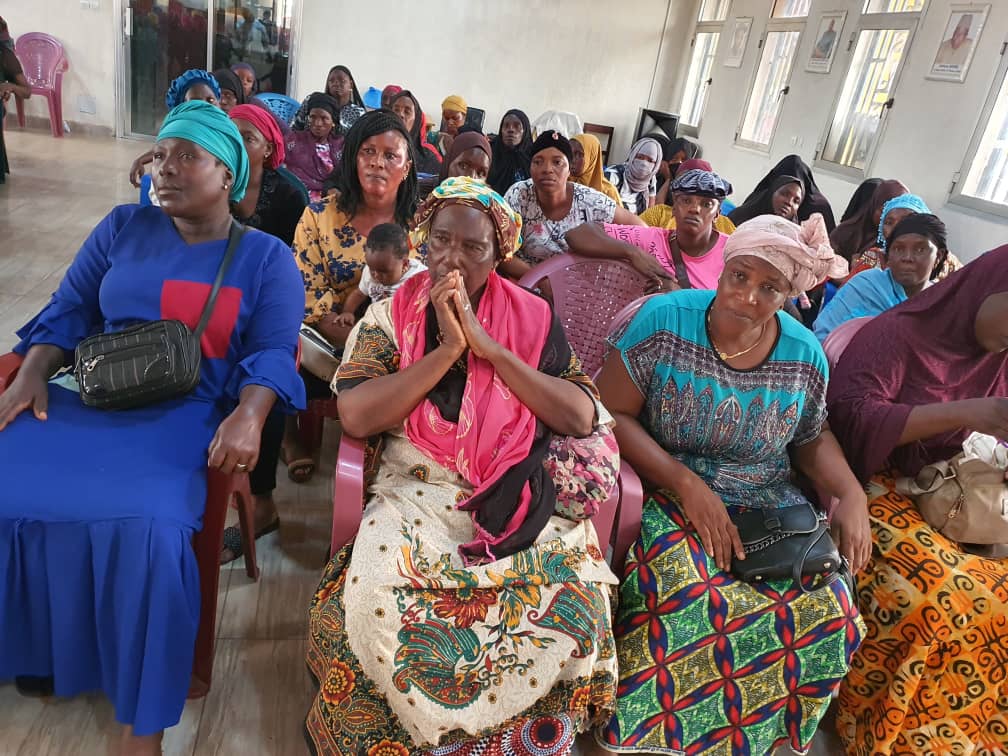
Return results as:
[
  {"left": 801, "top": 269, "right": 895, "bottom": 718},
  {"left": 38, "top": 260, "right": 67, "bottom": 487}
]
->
[{"left": 593, "top": 213, "right": 866, "bottom": 755}]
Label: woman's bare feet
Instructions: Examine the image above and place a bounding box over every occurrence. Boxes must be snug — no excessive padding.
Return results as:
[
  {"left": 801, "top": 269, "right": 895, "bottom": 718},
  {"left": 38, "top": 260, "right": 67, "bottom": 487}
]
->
[{"left": 116, "top": 726, "right": 162, "bottom": 756}]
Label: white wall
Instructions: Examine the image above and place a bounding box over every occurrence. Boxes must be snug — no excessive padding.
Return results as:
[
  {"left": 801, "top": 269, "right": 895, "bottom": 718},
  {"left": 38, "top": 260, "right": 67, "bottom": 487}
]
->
[
  {"left": 654, "top": 0, "right": 1008, "bottom": 262},
  {"left": 293, "top": 0, "right": 693, "bottom": 162},
  {"left": 2, "top": 0, "right": 118, "bottom": 135}
]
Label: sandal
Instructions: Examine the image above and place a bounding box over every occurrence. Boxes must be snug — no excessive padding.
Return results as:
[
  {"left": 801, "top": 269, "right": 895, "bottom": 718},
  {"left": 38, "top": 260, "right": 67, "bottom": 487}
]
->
[
  {"left": 285, "top": 456, "right": 315, "bottom": 484},
  {"left": 220, "top": 519, "right": 280, "bottom": 564}
]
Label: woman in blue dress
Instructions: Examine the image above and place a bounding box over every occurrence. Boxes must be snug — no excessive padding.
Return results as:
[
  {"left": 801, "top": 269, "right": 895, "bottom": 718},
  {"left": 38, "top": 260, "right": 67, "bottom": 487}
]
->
[
  {"left": 590, "top": 214, "right": 870, "bottom": 755},
  {"left": 0, "top": 101, "right": 305, "bottom": 755}
]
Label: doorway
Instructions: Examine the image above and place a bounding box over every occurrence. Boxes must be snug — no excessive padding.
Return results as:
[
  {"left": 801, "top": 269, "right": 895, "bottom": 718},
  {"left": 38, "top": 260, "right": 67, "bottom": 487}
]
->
[{"left": 119, "top": 0, "right": 296, "bottom": 138}]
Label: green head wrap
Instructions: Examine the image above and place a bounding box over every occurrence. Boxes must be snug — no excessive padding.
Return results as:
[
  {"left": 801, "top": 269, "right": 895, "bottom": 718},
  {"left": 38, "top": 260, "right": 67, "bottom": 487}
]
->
[{"left": 157, "top": 100, "right": 250, "bottom": 201}]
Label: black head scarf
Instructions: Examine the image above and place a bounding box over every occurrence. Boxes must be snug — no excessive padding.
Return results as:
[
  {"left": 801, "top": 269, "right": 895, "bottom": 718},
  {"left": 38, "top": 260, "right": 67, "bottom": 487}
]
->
[
  {"left": 734, "top": 154, "right": 836, "bottom": 230},
  {"left": 212, "top": 68, "right": 247, "bottom": 106},
  {"left": 487, "top": 108, "right": 533, "bottom": 196},
  {"left": 389, "top": 90, "right": 442, "bottom": 175},
  {"left": 325, "top": 65, "right": 363, "bottom": 107},
  {"left": 304, "top": 91, "right": 341, "bottom": 123},
  {"left": 728, "top": 175, "right": 803, "bottom": 225},
  {"left": 885, "top": 212, "right": 950, "bottom": 281},
  {"left": 841, "top": 178, "right": 883, "bottom": 223}
]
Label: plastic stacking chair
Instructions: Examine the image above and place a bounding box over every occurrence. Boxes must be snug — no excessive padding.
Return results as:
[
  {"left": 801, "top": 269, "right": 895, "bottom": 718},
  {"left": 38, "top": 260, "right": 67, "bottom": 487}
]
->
[
  {"left": 14, "top": 33, "right": 69, "bottom": 138},
  {"left": 256, "top": 92, "right": 301, "bottom": 126},
  {"left": 518, "top": 254, "right": 651, "bottom": 377},
  {"left": 0, "top": 352, "right": 259, "bottom": 699},
  {"left": 330, "top": 433, "right": 643, "bottom": 573}
]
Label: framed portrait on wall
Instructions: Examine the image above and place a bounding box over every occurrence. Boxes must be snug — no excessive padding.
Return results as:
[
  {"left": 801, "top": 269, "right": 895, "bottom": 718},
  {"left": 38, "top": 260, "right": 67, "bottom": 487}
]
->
[
  {"left": 927, "top": 3, "right": 990, "bottom": 82},
  {"left": 724, "top": 17, "right": 753, "bottom": 68},
  {"left": 806, "top": 11, "right": 846, "bottom": 74}
]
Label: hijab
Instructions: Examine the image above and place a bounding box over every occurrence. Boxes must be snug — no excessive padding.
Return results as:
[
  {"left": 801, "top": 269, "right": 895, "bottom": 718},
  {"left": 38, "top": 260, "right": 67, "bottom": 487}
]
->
[
  {"left": 829, "top": 179, "right": 908, "bottom": 262},
  {"left": 158, "top": 101, "right": 250, "bottom": 201},
  {"left": 571, "top": 134, "right": 619, "bottom": 198},
  {"left": 389, "top": 90, "right": 442, "bottom": 169},
  {"left": 304, "top": 91, "right": 341, "bottom": 124},
  {"left": 828, "top": 246, "right": 1008, "bottom": 482},
  {"left": 841, "top": 178, "right": 882, "bottom": 223},
  {"left": 728, "top": 175, "right": 803, "bottom": 225},
  {"left": 437, "top": 131, "right": 492, "bottom": 182},
  {"left": 735, "top": 155, "right": 836, "bottom": 230},
  {"left": 325, "top": 65, "right": 363, "bottom": 107},
  {"left": 487, "top": 109, "right": 533, "bottom": 196},
  {"left": 623, "top": 137, "right": 662, "bottom": 193},
  {"left": 212, "top": 68, "right": 247, "bottom": 106}
]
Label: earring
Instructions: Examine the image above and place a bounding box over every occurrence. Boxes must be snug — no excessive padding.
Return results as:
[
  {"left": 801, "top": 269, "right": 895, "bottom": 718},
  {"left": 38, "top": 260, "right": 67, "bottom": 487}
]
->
[{"left": 223, "top": 183, "right": 229, "bottom": 191}]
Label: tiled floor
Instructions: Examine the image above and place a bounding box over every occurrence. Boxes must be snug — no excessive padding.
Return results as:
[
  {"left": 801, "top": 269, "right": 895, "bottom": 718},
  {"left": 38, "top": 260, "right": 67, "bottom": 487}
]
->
[{"left": 0, "top": 127, "right": 844, "bottom": 755}]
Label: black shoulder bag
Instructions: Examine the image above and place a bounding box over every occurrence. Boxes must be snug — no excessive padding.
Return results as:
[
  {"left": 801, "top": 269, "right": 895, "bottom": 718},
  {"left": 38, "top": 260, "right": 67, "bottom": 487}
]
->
[
  {"left": 74, "top": 221, "right": 245, "bottom": 410},
  {"left": 730, "top": 502, "right": 848, "bottom": 593}
]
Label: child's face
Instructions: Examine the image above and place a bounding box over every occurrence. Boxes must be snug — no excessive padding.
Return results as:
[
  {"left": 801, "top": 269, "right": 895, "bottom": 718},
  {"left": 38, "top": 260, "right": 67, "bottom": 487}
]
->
[{"left": 365, "top": 246, "right": 409, "bottom": 286}]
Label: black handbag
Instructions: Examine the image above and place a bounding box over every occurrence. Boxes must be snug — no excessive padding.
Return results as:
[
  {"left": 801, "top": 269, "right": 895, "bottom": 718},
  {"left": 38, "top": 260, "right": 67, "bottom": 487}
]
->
[
  {"left": 74, "top": 222, "right": 245, "bottom": 410},
  {"left": 729, "top": 502, "right": 844, "bottom": 593}
]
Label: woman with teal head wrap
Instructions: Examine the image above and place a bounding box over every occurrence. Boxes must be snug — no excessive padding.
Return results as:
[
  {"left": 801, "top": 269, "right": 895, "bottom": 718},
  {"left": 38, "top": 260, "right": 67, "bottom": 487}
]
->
[
  {"left": 155, "top": 100, "right": 250, "bottom": 203},
  {"left": 0, "top": 76, "right": 306, "bottom": 756}
]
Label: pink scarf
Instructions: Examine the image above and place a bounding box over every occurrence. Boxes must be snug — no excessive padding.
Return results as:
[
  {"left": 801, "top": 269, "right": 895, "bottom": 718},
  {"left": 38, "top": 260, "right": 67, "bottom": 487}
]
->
[{"left": 392, "top": 270, "right": 552, "bottom": 564}]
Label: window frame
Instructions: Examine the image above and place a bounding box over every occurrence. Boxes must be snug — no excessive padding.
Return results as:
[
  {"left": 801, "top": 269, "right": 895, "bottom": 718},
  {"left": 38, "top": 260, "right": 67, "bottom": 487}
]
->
[
  {"left": 677, "top": 1, "right": 730, "bottom": 137},
  {"left": 949, "top": 49, "right": 1008, "bottom": 218},
  {"left": 772, "top": 0, "right": 812, "bottom": 19},
  {"left": 678, "top": 27, "right": 723, "bottom": 135},
  {"left": 734, "top": 19, "right": 805, "bottom": 153},
  {"left": 813, "top": 12, "right": 921, "bottom": 179}
]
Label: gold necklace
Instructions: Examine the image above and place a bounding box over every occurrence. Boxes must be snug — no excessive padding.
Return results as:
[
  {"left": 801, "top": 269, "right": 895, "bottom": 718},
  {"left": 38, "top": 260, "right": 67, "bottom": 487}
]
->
[{"left": 707, "top": 311, "right": 767, "bottom": 361}]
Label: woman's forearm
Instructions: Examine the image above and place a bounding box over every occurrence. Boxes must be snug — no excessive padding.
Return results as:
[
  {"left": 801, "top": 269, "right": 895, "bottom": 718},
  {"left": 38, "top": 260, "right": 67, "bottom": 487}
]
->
[
  {"left": 613, "top": 206, "right": 646, "bottom": 226},
  {"left": 337, "top": 345, "right": 460, "bottom": 437},
  {"left": 231, "top": 384, "right": 277, "bottom": 427},
  {"left": 20, "top": 344, "right": 67, "bottom": 381},
  {"left": 610, "top": 410, "right": 700, "bottom": 496},
  {"left": 564, "top": 223, "right": 640, "bottom": 263},
  {"left": 483, "top": 343, "right": 595, "bottom": 437},
  {"left": 790, "top": 430, "right": 863, "bottom": 501},
  {"left": 898, "top": 401, "right": 975, "bottom": 445}
]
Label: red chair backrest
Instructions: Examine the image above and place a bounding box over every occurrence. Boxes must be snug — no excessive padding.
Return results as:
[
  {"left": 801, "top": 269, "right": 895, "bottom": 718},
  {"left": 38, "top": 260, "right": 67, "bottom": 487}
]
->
[
  {"left": 518, "top": 253, "right": 650, "bottom": 377},
  {"left": 15, "top": 33, "right": 67, "bottom": 90},
  {"left": 822, "top": 316, "right": 873, "bottom": 373}
]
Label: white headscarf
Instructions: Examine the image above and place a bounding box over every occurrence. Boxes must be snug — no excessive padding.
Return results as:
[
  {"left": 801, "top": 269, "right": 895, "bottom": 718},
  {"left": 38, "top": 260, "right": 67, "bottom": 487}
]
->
[{"left": 623, "top": 137, "right": 662, "bottom": 193}]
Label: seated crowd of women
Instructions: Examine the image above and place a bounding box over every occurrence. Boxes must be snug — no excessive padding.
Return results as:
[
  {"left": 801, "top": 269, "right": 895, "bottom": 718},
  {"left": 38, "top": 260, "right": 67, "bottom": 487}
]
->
[{"left": 1, "top": 61, "right": 1006, "bottom": 756}]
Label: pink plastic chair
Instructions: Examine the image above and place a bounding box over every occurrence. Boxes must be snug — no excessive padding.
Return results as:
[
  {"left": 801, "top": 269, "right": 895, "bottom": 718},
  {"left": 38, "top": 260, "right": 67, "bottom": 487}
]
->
[
  {"left": 822, "top": 316, "right": 873, "bottom": 373},
  {"left": 330, "top": 433, "right": 643, "bottom": 573},
  {"left": 518, "top": 254, "right": 651, "bottom": 377},
  {"left": 14, "top": 33, "right": 69, "bottom": 138}
]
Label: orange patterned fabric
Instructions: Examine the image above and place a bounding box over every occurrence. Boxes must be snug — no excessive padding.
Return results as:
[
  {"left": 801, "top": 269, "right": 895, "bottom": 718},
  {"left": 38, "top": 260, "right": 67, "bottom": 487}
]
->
[{"left": 837, "top": 474, "right": 1008, "bottom": 755}]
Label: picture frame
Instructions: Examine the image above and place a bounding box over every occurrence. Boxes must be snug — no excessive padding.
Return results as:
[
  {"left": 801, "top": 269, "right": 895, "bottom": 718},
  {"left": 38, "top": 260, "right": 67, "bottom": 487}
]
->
[
  {"left": 806, "top": 10, "right": 846, "bottom": 74},
  {"left": 926, "top": 3, "right": 990, "bottom": 83},
  {"left": 724, "top": 17, "right": 753, "bottom": 68}
]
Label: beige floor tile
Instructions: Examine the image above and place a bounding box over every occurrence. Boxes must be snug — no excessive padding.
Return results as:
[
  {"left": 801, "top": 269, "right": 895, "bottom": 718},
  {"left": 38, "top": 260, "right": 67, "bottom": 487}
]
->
[{"left": 190, "top": 639, "right": 312, "bottom": 756}]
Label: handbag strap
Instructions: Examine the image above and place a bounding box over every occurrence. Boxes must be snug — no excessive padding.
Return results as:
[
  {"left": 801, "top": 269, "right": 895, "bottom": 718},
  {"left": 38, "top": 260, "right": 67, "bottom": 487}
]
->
[
  {"left": 193, "top": 221, "right": 245, "bottom": 339},
  {"left": 666, "top": 232, "right": 693, "bottom": 290},
  {"left": 895, "top": 459, "right": 955, "bottom": 497}
]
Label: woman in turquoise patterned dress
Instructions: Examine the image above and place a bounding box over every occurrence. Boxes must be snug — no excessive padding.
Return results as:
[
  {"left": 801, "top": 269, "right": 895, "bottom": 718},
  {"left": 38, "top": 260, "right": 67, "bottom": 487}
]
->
[{"left": 591, "top": 214, "right": 870, "bottom": 755}]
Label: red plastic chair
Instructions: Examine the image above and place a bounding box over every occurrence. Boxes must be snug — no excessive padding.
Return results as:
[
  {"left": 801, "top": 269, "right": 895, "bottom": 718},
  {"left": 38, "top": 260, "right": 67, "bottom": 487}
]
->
[
  {"left": 518, "top": 254, "right": 651, "bottom": 377},
  {"left": 14, "top": 33, "right": 69, "bottom": 138},
  {"left": 330, "top": 433, "right": 643, "bottom": 573},
  {"left": 0, "top": 353, "right": 259, "bottom": 699}
]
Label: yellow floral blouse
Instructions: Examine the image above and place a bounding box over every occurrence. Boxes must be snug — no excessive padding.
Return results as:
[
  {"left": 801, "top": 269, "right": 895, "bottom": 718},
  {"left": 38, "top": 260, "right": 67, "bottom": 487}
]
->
[{"left": 292, "top": 197, "right": 369, "bottom": 324}]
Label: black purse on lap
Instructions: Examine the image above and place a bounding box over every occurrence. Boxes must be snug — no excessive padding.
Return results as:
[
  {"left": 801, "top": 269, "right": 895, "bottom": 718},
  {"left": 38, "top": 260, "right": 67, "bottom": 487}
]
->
[
  {"left": 74, "top": 222, "right": 245, "bottom": 410},
  {"left": 729, "top": 502, "right": 843, "bottom": 593}
]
